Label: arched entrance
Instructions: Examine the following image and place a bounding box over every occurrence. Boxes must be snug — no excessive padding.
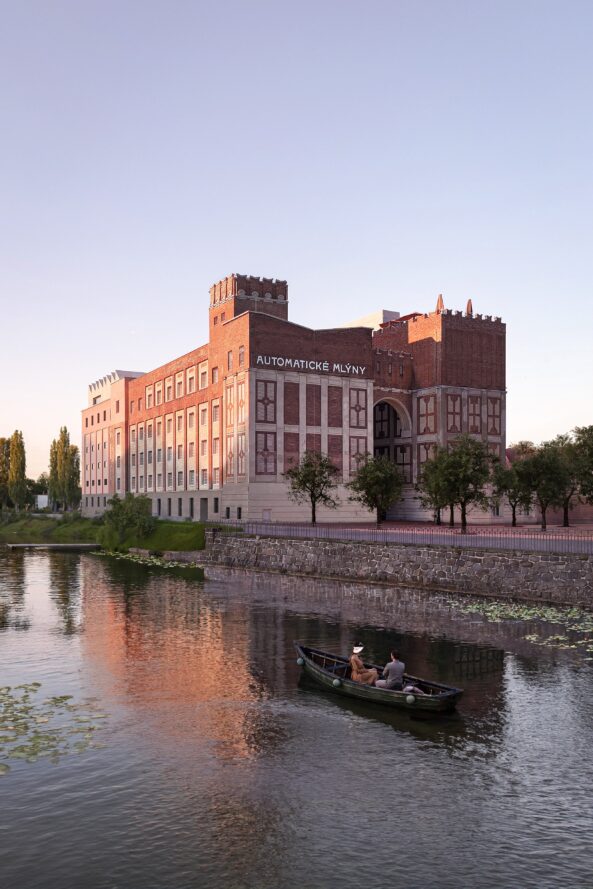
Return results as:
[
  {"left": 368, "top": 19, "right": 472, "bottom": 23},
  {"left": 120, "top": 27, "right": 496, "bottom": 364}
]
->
[{"left": 373, "top": 398, "right": 413, "bottom": 485}]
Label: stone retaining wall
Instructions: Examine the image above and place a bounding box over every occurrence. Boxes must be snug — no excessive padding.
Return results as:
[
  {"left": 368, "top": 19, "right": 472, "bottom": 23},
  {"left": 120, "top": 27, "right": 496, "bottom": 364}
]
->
[{"left": 202, "top": 532, "right": 593, "bottom": 605}]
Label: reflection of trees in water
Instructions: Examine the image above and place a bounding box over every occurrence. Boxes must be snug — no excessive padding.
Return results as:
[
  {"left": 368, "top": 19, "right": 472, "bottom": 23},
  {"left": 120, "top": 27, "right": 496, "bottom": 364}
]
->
[
  {"left": 48, "top": 553, "right": 82, "bottom": 635},
  {"left": 0, "top": 551, "right": 29, "bottom": 630}
]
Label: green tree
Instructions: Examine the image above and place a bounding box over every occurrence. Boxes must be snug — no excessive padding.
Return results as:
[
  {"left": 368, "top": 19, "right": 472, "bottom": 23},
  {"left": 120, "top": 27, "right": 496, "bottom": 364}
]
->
[
  {"left": 548, "top": 434, "right": 582, "bottom": 527},
  {"left": 283, "top": 450, "right": 340, "bottom": 524},
  {"left": 48, "top": 439, "right": 59, "bottom": 509},
  {"left": 415, "top": 446, "right": 451, "bottom": 525},
  {"left": 8, "top": 431, "right": 27, "bottom": 511},
  {"left": 492, "top": 463, "right": 533, "bottom": 527},
  {"left": 519, "top": 444, "right": 570, "bottom": 531},
  {"left": 418, "top": 436, "right": 492, "bottom": 532},
  {"left": 0, "top": 437, "right": 10, "bottom": 510},
  {"left": 100, "top": 493, "right": 156, "bottom": 548},
  {"left": 348, "top": 454, "right": 403, "bottom": 523},
  {"left": 574, "top": 425, "right": 593, "bottom": 505},
  {"left": 48, "top": 428, "right": 81, "bottom": 510}
]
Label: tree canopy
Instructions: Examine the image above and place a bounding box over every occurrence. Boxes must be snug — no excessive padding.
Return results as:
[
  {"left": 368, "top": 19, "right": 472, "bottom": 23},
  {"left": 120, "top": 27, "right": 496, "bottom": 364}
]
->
[
  {"left": 349, "top": 454, "right": 404, "bottom": 523},
  {"left": 283, "top": 451, "right": 340, "bottom": 524}
]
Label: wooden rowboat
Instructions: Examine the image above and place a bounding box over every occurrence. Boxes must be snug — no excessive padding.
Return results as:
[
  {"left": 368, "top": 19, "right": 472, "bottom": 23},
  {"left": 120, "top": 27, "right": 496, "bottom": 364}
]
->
[{"left": 294, "top": 643, "right": 463, "bottom": 713}]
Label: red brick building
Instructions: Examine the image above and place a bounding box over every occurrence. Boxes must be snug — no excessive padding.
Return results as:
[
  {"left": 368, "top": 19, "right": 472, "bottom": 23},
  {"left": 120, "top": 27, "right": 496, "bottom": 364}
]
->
[{"left": 81, "top": 276, "right": 506, "bottom": 523}]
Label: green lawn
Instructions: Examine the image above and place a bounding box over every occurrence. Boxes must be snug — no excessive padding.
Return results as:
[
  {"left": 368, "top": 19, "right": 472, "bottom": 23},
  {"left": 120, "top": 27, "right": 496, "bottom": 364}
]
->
[{"left": 0, "top": 515, "right": 205, "bottom": 551}]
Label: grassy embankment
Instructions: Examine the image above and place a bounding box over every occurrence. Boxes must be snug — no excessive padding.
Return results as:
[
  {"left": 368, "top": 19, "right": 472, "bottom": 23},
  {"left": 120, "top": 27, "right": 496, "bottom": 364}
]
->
[{"left": 0, "top": 515, "right": 205, "bottom": 551}]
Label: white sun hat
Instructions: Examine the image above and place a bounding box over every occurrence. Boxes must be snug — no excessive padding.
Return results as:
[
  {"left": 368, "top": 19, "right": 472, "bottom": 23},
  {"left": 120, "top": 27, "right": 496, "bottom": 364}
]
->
[{"left": 352, "top": 645, "right": 364, "bottom": 654}]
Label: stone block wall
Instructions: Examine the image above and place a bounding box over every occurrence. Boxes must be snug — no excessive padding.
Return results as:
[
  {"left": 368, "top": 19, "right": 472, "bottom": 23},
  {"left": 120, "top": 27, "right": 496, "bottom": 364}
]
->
[{"left": 202, "top": 532, "right": 593, "bottom": 606}]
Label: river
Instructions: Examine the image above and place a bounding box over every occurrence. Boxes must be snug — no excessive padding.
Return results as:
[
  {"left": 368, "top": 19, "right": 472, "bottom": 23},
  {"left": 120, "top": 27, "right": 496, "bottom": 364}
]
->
[{"left": 1, "top": 550, "right": 592, "bottom": 889}]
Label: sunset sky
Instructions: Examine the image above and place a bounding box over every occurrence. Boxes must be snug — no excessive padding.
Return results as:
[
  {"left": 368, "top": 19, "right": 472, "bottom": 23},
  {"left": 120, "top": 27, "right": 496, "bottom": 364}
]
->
[{"left": 1, "top": 0, "right": 591, "bottom": 477}]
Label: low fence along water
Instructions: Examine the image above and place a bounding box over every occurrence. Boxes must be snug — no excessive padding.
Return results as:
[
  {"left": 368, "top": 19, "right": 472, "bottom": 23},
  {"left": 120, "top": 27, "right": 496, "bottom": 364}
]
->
[{"left": 216, "top": 521, "right": 593, "bottom": 555}]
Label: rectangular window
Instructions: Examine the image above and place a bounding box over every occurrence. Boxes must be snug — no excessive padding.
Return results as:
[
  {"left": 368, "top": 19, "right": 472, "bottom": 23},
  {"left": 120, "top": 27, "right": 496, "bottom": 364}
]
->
[
  {"left": 167, "top": 446, "right": 172, "bottom": 461},
  {"left": 395, "top": 445, "right": 412, "bottom": 483},
  {"left": 188, "top": 412, "right": 195, "bottom": 429},
  {"left": 226, "top": 434, "right": 234, "bottom": 476},
  {"left": 213, "top": 497, "right": 219, "bottom": 513},
  {"left": 200, "top": 439, "right": 207, "bottom": 456},
  {"left": 200, "top": 407, "right": 207, "bottom": 426},
  {"left": 178, "top": 498, "right": 183, "bottom": 517},
  {"left": 349, "top": 435, "right": 367, "bottom": 472},
  {"left": 256, "top": 380, "right": 276, "bottom": 423},
  {"left": 147, "top": 391, "right": 153, "bottom": 409},
  {"left": 148, "top": 474, "right": 153, "bottom": 487},
  {"left": 139, "top": 427, "right": 144, "bottom": 441},
  {"left": 139, "top": 453, "right": 144, "bottom": 466},
  {"left": 115, "top": 400, "right": 120, "bottom": 413},
  {"left": 177, "top": 415, "right": 183, "bottom": 431},
  {"left": 468, "top": 396, "right": 482, "bottom": 434},
  {"left": 349, "top": 388, "right": 367, "bottom": 428},
  {"left": 200, "top": 469, "right": 208, "bottom": 486},
  {"left": 237, "top": 506, "right": 242, "bottom": 520},
  {"left": 238, "top": 345, "right": 245, "bottom": 367},
  {"left": 447, "top": 394, "right": 462, "bottom": 434},
  {"left": 212, "top": 438, "right": 219, "bottom": 456},
  {"left": 116, "top": 478, "right": 121, "bottom": 491},
  {"left": 177, "top": 471, "right": 183, "bottom": 486},
  {"left": 487, "top": 397, "right": 501, "bottom": 435},
  {"left": 131, "top": 476, "right": 136, "bottom": 490},
  {"left": 156, "top": 420, "right": 162, "bottom": 438},
  {"left": 188, "top": 441, "right": 195, "bottom": 458},
  {"left": 131, "top": 429, "right": 136, "bottom": 443},
  {"left": 187, "top": 371, "right": 195, "bottom": 393},
  {"left": 131, "top": 454, "right": 136, "bottom": 467},
  {"left": 116, "top": 455, "right": 121, "bottom": 468},
  {"left": 237, "top": 432, "right": 246, "bottom": 475},
  {"left": 418, "top": 395, "right": 437, "bottom": 435},
  {"left": 167, "top": 472, "right": 173, "bottom": 487},
  {"left": 130, "top": 401, "right": 134, "bottom": 414},
  {"left": 156, "top": 388, "right": 162, "bottom": 406},
  {"left": 166, "top": 385, "right": 172, "bottom": 401},
  {"left": 212, "top": 403, "right": 220, "bottom": 422},
  {"left": 213, "top": 468, "right": 220, "bottom": 485},
  {"left": 157, "top": 472, "right": 162, "bottom": 487},
  {"left": 147, "top": 423, "right": 152, "bottom": 439},
  {"left": 167, "top": 418, "right": 172, "bottom": 434},
  {"left": 157, "top": 448, "right": 162, "bottom": 462},
  {"left": 237, "top": 381, "right": 245, "bottom": 423},
  {"left": 189, "top": 469, "right": 195, "bottom": 485},
  {"left": 256, "top": 431, "right": 276, "bottom": 475},
  {"left": 177, "top": 444, "right": 183, "bottom": 459},
  {"left": 212, "top": 367, "right": 219, "bottom": 384},
  {"left": 167, "top": 498, "right": 171, "bottom": 517},
  {"left": 200, "top": 370, "right": 208, "bottom": 389},
  {"left": 226, "top": 385, "right": 234, "bottom": 426},
  {"left": 176, "top": 380, "right": 183, "bottom": 397},
  {"left": 227, "top": 350, "right": 233, "bottom": 370},
  {"left": 139, "top": 475, "right": 144, "bottom": 488}
]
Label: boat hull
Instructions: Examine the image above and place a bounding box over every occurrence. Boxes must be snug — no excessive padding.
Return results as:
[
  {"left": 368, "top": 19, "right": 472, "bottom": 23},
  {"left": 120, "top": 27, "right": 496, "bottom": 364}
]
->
[{"left": 295, "top": 644, "right": 463, "bottom": 713}]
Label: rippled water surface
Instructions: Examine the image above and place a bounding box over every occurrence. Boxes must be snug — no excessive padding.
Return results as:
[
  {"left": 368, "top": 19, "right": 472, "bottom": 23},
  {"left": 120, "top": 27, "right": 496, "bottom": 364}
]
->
[{"left": 1, "top": 550, "right": 592, "bottom": 889}]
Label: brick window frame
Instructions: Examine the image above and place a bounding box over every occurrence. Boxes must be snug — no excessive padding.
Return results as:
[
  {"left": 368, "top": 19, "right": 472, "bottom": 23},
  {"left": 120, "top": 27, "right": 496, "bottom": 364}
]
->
[
  {"left": 418, "top": 395, "right": 436, "bottom": 434},
  {"left": 447, "top": 394, "right": 462, "bottom": 434},
  {"left": 349, "top": 388, "right": 367, "bottom": 428},
  {"left": 468, "top": 396, "right": 482, "bottom": 434},
  {"left": 487, "top": 397, "right": 501, "bottom": 435},
  {"left": 349, "top": 435, "right": 367, "bottom": 472},
  {"left": 256, "top": 431, "right": 277, "bottom": 475},
  {"left": 256, "top": 380, "right": 276, "bottom": 423}
]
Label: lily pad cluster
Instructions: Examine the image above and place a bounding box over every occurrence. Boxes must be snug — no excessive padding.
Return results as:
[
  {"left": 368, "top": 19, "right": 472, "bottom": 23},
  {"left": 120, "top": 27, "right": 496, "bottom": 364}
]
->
[
  {"left": 448, "top": 599, "right": 593, "bottom": 656},
  {"left": 95, "top": 551, "right": 201, "bottom": 570},
  {"left": 0, "top": 683, "right": 109, "bottom": 776}
]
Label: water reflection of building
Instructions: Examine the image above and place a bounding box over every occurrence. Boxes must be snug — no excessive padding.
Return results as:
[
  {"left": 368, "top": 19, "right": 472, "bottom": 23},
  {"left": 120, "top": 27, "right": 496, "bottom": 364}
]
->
[{"left": 80, "top": 558, "right": 288, "bottom": 761}]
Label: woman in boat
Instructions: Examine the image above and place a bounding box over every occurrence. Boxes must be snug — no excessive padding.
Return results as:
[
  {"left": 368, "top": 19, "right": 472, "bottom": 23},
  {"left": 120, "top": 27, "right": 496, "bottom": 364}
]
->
[{"left": 349, "top": 645, "right": 378, "bottom": 686}]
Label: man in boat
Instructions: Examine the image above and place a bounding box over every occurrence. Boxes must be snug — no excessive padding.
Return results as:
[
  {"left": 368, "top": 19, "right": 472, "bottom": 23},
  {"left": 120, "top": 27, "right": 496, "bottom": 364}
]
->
[
  {"left": 375, "top": 650, "right": 405, "bottom": 691},
  {"left": 349, "top": 645, "right": 379, "bottom": 685}
]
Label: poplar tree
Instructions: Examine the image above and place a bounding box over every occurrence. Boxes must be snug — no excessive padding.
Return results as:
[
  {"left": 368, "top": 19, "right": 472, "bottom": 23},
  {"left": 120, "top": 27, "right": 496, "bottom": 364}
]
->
[
  {"left": 0, "top": 437, "right": 10, "bottom": 510},
  {"left": 8, "top": 430, "right": 27, "bottom": 511},
  {"left": 48, "top": 428, "right": 81, "bottom": 510}
]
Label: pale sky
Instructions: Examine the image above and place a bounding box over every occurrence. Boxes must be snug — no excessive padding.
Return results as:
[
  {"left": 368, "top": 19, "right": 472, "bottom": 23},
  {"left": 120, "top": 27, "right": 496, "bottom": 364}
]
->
[{"left": 1, "top": 0, "right": 592, "bottom": 478}]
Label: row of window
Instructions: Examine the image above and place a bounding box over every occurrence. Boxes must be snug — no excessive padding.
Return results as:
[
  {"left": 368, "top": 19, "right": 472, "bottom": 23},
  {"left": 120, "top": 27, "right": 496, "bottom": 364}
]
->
[
  {"left": 83, "top": 494, "right": 243, "bottom": 522},
  {"left": 136, "top": 348, "right": 246, "bottom": 412}
]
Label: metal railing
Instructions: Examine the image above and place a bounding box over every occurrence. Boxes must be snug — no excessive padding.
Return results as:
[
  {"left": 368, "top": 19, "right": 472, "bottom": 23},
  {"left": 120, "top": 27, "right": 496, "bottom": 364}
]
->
[{"left": 212, "top": 521, "right": 593, "bottom": 555}]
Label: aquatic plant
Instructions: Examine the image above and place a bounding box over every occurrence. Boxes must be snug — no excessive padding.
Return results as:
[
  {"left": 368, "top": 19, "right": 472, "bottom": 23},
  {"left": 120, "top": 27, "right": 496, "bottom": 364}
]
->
[
  {"left": 447, "top": 598, "right": 593, "bottom": 653},
  {"left": 0, "top": 683, "right": 109, "bottom": 776}
]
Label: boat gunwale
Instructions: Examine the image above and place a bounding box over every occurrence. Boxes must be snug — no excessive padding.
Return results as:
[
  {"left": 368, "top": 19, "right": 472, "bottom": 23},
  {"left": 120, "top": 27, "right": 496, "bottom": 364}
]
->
[{"left": 295, "top": 643, "right": 463, "bottom": 704}]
